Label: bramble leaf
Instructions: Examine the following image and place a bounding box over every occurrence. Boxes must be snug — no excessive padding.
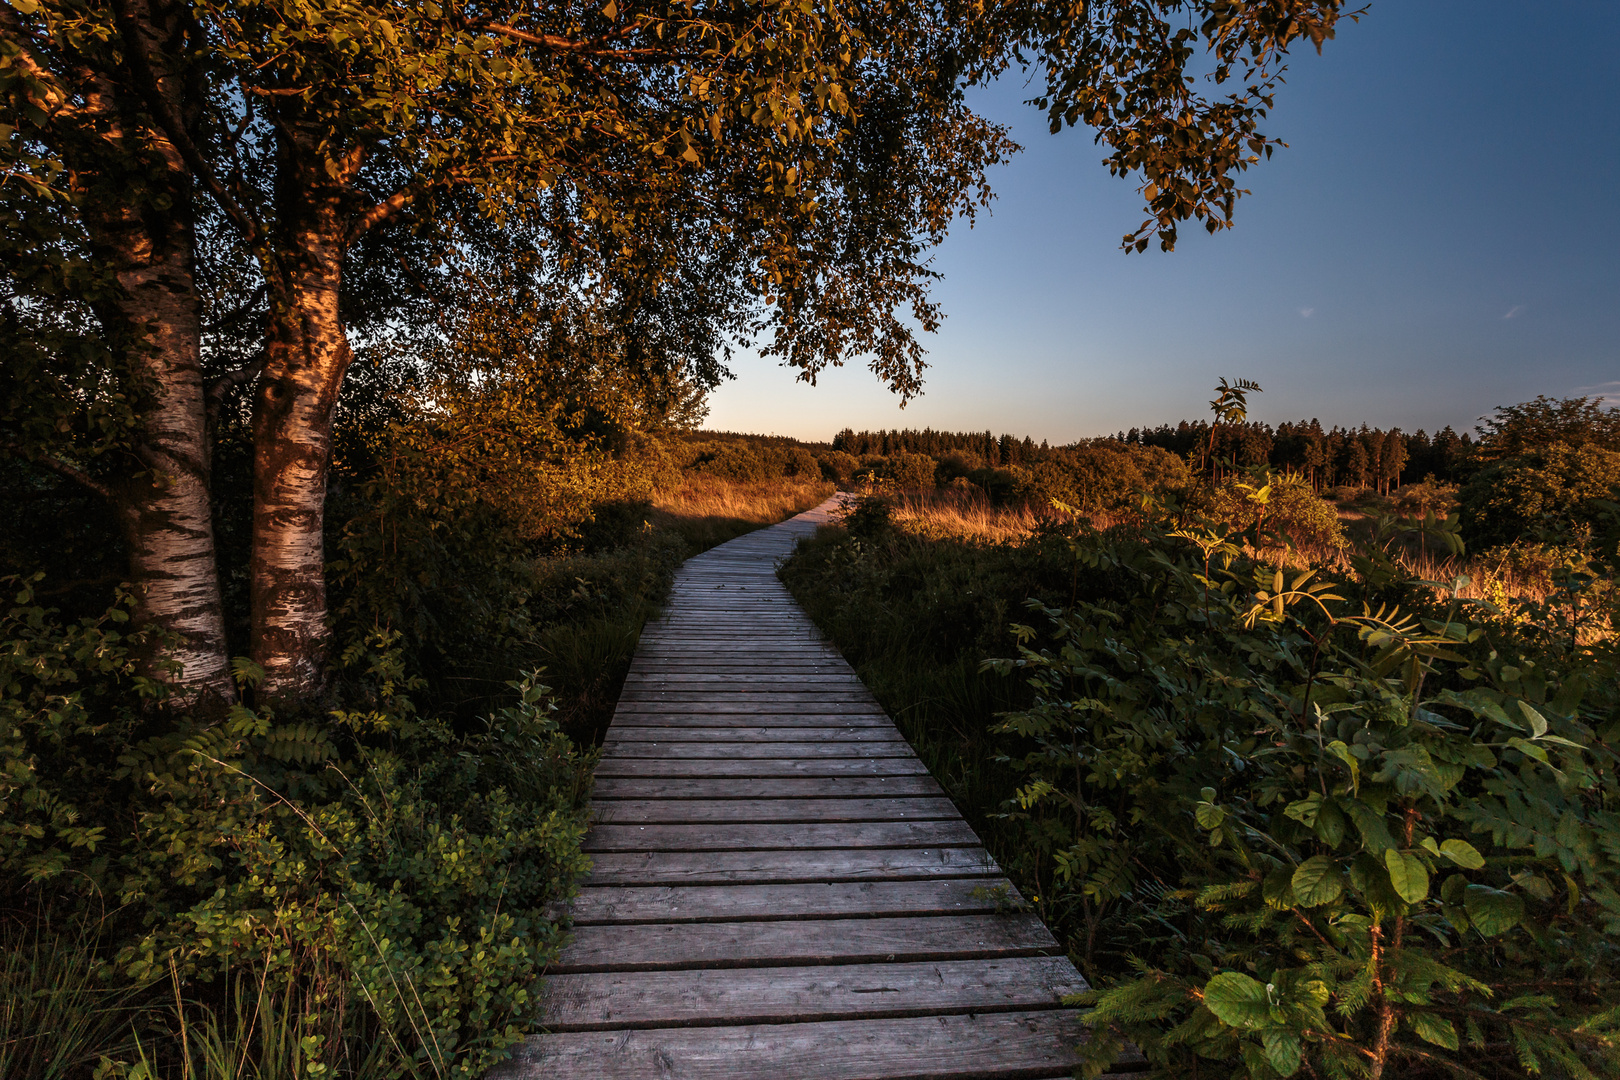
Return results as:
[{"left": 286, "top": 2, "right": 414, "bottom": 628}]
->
[
  {"left": 1464, "top": 885, "right": 1523, "bottom": 936},
  {"left": 1292, "top": 855, "right": 1344, "bottom": 907},
  {"left": 1202, "top": 972, "right": 1271, "bottom": 1028},
  {"left": 1384, "top": 849, "right": 1429, "bottom": 903}
]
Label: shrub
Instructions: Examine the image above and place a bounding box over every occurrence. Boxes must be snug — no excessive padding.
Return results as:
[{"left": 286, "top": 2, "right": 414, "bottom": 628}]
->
[
  {"left": 817, "top": 450, "right": 861, "bottom": 482},
  {"left": 1210, "top": 470, "right": 1347, "bottom": 552},
  {"left": 1459, "top": 443, "right": 1620, "bottom": 548},
  {"left": 986, "top": 521, "right": 1620, "bottom": 1080},
  {"left": 881, "top": 451, "right": 939, "bottom": 489},
  {"left": 1, "top": 582, "right": 593, "bottom": 1079}
]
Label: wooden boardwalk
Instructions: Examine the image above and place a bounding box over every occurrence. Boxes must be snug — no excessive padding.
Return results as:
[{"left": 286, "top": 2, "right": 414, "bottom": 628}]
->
[{"left": 491, "top": 498, "right": 1116, "bottom": 1079}]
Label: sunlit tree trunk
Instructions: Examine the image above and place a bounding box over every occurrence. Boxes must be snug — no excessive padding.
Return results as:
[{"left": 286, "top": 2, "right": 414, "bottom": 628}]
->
[
  {"left": 248, "top": 138, "right": 354, "bottom": 700},
  {"left": 51, "top": 0, "right": 236, "bottom": 707},
  {"left": 93, "top": 213, "right": 235, "bottom": 706}
]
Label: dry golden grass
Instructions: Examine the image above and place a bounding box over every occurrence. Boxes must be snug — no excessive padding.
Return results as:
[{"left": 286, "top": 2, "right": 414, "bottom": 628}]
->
[
  {"left": 880, "top": 486, "right": 1575, "bottom": 607},
  {"left": 650, "top": 475, "right": 835, "bottom": 553},
  {"left": 884, "top": 487, "right": 1047, "bottom": 543}
]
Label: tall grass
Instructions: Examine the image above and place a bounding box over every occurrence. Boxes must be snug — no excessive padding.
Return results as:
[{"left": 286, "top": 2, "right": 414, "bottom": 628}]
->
[
  {"left": 0, "top": 916, "right": 144, "bottom": 1080},
  {"left": 649, "top": 476, "right": 834, "bottom": 551}
]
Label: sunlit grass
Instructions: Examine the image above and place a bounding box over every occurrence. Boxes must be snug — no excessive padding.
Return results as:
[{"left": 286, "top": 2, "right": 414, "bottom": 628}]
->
[{"left": 649, "top": 475, "right": 834, "bottom": 552}]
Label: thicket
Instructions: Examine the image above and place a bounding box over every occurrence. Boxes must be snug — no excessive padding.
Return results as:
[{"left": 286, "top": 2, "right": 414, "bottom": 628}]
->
[{"left": 783, "top": 396, "right": 1620, "bottom": 1080}]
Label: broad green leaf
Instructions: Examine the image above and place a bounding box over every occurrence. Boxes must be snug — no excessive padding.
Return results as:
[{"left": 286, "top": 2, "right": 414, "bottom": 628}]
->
[
  {"left": 1262, "top": 1029, "right": 1303, "bottom": 1076},
  {"left": 1517, "top": 701, "right": 1548, "bottom": 739},
  {"left": 1314, "top": 798, "right": 1346, "bottom": 847},
  {"left": 1439, "top": 839, "right": 1485, "bottom": 870},
  {"left": 1263, "top": 868, "right": 1296, "bottom": 910},
  {"left": 1384, "top": 849, "right": 1429, "bottom": 903},
  {"left": 1464, "top": 885, "right": 1523, "bottom": 936},
  {"left": 1326, "top": 740, "right": 1359, "bottom": 790},
  {"left": 1408, "top": 1011, "right": 1459, "bottom": 1050},
  {"left": 1283, "top": 793, "right": 1321, "bottom": 826},
  {"left": 1507, "top": 738, "right": 1550, "bottom": 765},
  {"left": 1291, "top": 855, "right": 1344, "bottom": 907},
  {"left": 1202, "top": 972, "right": 1271, "bottom": 1029}
]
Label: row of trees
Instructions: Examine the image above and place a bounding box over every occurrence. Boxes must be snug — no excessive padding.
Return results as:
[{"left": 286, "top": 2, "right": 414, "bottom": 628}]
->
[
  {"left": 832, "top": 427, "right": 1048, "bottom": 465},
  {"left": 1117, "top": 420, "right": 1476, "bottom": 491},
  {"left": 833, "top": 420, "right": 1476, "bottom": 495},
  {"left": 2, "top": 0, "right": 1360, "bottom": 707}
]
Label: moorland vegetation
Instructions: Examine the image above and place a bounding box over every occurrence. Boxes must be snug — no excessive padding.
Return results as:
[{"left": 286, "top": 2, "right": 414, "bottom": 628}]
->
[{"left": 782, "top": 390, "right": 1620, "bottom": 1080}]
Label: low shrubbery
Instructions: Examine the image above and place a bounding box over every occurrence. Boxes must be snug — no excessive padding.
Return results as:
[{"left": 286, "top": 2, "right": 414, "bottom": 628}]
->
[
  {"left": 784, "top": 477, "right": 1620, "bottom": 1079},
  {"left": 2, "top": 576, "right": 592, "bottom": 1079}
]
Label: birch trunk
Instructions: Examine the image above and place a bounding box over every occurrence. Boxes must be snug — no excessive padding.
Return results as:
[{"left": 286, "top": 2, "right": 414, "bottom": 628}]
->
[
  {"left": 59, "top": 0, "right": 235, "bottom": 706},
  {"left": 95, "top": 217, "right": 236, "bottom": 706},
  {"left": 249, "top": 172, "right": 353, "bottom": 699}
]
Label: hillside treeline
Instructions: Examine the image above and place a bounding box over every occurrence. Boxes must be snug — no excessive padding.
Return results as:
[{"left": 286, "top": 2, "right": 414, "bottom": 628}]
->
[
  {"left": 835, "top": 419, "right": 1476, "bottom": 493},
  {"left": 1118, "top": 418, "right": 1474, "bottom": 491}
]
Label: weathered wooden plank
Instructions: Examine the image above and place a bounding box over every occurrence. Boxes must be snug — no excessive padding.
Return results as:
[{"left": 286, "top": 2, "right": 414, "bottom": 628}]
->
[
  {"left": 570, "top": 877, "right": 1023, "bottom": 924},
  {"left": 624, "top": 662, "right": 850, "bottom": 672},
  {"left": 624, "top": 673, "right": 858, "bottom": 685},
  {"left": 581, "top": 819, "right": 980, "bottom": 853},
  {"left": 611, "top": 703, "right": 888, "bottom": 718},
  {"left": 608, "top": 716, "right": 892, "bottom": 730},
  {"left": 590, "top": 776, "right": 945, "bottom": 800},
  {"left": 605, "top": 726, "right": 905, "bottom": 742},
  {"left": 488, "top": 1010, "right": 1085, "bottom": 1080},
  {"left": 598, "top": 741, "right": 913, "bottom": 760},
  {"left": 542, "top": 957, "right": 1087, "bottom": 1031},
  {"left": 593, "top": 757, "right": 931, "bottom": 778},
  {"left": 617, "top": 692, "right": 877, "bottom": 705},
  {"left": 548, "top": 913, "right": 1056, "bottom": 973},
  {"left": 579, "top": 846, "right": 1000, "bottom": 886},
  {"left": 591, "top": 797, "right": 960, "bottom": 825}
]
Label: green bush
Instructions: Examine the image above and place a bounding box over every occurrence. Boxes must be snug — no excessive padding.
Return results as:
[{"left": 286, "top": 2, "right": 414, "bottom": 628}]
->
[
  {"left": 1459, "top": 443, "right": 1620, "bottom": 549},
  {"left": 1209, "top": 470, "right": 1348, "bottom": 553},
  {"left": 784, "top": 505, "right": 1620, "bottom": 1080},
  {"left": 2, "top": 582, "right": 593, "bottom": 1079},
  {"left": 880, "top": 451, "right": 939, "bottom": 489},
  {"left": 988, "top": 522, "right": 1620, "bottom": 1079},
  {"left": 816, "top": 449, "right": 861, "bottom": 482},
  {"left": 995, "top": 443, "right": 1191, "bottom": 512}
]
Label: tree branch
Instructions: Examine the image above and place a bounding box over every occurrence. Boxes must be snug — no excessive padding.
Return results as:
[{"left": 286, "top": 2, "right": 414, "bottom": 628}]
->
[
  {"left": 108, "top": 0, "right": 264, "bottom": 243},
  {"left": 206, "top": 355, "right": 266, "bottom": 409},
  {"left": 20, "top": 451, "right": 115, "bottom": 500}
]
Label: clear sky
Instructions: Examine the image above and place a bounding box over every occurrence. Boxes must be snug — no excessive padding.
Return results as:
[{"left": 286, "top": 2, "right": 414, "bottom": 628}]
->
[{"left": 703, "top": 0, "right": 1620, "bottom": 444}]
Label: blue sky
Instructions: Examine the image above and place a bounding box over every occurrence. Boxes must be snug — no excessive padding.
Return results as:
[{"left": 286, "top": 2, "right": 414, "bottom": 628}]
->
[{"left": 704, "top": 0, "right": 1620, "bottom": 443}]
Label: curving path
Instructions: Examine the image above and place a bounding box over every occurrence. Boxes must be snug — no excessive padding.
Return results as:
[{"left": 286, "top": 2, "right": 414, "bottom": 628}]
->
[{"left": 490, "top": 497, "right": 1128, "bottom": 1079}]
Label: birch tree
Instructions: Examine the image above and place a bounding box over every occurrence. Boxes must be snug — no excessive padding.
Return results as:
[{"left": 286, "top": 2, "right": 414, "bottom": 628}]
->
[{"left": 4, "top": 0, "right": 1361, "bottom": 703}]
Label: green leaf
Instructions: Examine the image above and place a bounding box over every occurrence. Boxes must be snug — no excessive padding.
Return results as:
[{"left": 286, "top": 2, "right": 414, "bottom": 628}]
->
[
  {"left": 1291, "top": 855, "right": 1344, "bottom": 907},
  {"left": 1283, "top": 793, "right": 1321, "bottom": 827},
  {"left": 1195, "top": 800, "right": 1226, "bottom": 830},
  {"left": 1517, "top": 701, "right": 1548, "bottom": 739},
  {"left": 1263, "top": 868, "right": 1296, "bottom": 910},
  {"left": 1463, "top": 885, "right": 1523, "bottom": 936},
  {"left": 1262, "top": 1029, "right": 1303, "bottom": 1076},
  {"left": 1384, "top": 849, "right": 1430, "bottom": 903},
  {"left": 1202, "top": 972, "right": 1271, "bottom": 1029},
  {"left": 1408, "top": 1011, "right": 1459, "bottom": 1050},
  {"left": 1326, "top": 740, "right": 1359, "bottom": 790},
  {"left": 1438, "top": 839, "right": 1485, "bottom": 869},
  {"left": 1314, "top": 798, "right": 1346, "bottom": 847}
]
